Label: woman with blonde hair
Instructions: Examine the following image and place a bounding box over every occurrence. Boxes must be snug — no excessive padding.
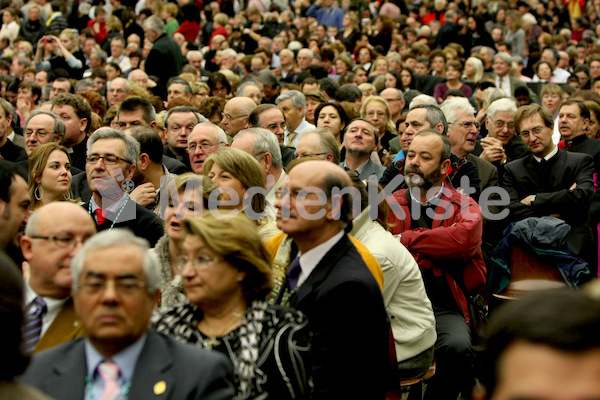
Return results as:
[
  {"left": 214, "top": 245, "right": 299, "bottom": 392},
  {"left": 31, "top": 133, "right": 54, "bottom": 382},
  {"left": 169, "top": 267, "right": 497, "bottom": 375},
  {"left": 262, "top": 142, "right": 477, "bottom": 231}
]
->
[
  {"left": 153, "top": 212, "right": 311, "bottom": 399},
  {"left": 463, "top": 57, "right": 484, "bottom": 83},
  {"left": 361, "top": 95, "right": 397, "bottom": 154},
  {"left": 28, "top": 143, "right": 73, "bottom": 211},
  {"left": 162, "top": 2, "right": 179, "bottom": 37},
  {"left": 336, "top": 12, "right": 361, "bottom": 53},
  {"left": 152, "top": 173, "right": 218, "bottom": 307},
  {"left": 369, "top": 56, "right": 390, "bottom": 78},
  {"left": 203, "top": 147, "right": 279, "bottom": 242},
  {"left": 34, "top": 28, "right": 86, "bottom": 79}
]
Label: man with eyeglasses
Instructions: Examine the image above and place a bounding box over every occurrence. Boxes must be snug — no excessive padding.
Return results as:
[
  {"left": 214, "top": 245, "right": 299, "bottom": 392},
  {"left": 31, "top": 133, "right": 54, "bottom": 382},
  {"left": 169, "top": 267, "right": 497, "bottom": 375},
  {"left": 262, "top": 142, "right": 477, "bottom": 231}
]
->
[
  {"left": 187, "top": 122, "right": 228, "bottom": 173},
  {"left": 503, "top": 103, "right": 595, "bottom": 267},
  {"left": 276, "top": 90, "right": 315, "bottom": 147},
  {"left": 21, "top": 229, "right": 235, "bottom": 400},
  {"left": 380, "top": 88, "right": 406, "bottom": 127},
  {"left": 83, "top": 128, "right": 163, "bottom": 246},
  {"left": 23, "top": 110, "right": 66, "bottom": 157},
  {"left": 19, "top": 202, "right": 96, "bottom": 354},
  {"left": 248, "top": 104, "right": 296, "bottom": 168},
  {"left": 441, "top": 98, "right": 498, "bottom": 196},
  {"left": 106, "top": 78, "right": 130, "bottom": 108},
  {"left": 473, "top": 98, "right": 528, "bottom": 182},
  {"left": 164, "top": 106, "right": 205, "bottom": 171},
  {"left": 295, "top": 129, "right": 340, "bottom": 165},
  {"left": 220, "top": 97, "right": 256, "bottom": 139}
]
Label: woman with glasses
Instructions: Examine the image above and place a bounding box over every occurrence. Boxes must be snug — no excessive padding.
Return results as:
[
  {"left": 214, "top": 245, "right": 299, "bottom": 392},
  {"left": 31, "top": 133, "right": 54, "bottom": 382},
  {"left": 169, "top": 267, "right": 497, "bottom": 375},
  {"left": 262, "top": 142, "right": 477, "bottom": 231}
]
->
[
  {"left": 361, "top": 96, "right": 397, "bottom": 157},
  {"left": 153, "top": 212, "right": 311, "bottom": 400},
  {"left": 28, "top": 143, "right": 74, "bottom": 211},
  {"left": 151, "top": 173, "right": 216, "bottom": 308},
  {"left": 203, "top": 147, "right": 279, "bottom": 242}
]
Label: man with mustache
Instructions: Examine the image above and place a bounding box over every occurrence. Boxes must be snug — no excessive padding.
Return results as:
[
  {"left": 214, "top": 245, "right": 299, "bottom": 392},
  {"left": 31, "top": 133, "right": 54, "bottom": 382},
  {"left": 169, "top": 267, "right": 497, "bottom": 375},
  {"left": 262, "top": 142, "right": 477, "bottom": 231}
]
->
[
  {"left": 388, "top": 130, "right": 487, "bottom": 400},
  {"left": 340, "top": 118, "right": 385, "bottom": 180}
]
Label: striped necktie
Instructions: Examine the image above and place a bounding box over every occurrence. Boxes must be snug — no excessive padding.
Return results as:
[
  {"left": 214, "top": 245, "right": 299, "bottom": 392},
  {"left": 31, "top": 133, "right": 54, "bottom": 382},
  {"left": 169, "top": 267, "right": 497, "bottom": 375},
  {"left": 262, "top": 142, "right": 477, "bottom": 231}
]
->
[
  {"left": 287, "top": 132, "right": 297, "bottom": 147},
  {"left": 22, "top": 297, "right": 47, "bottom": 354},
  {"left": 98, "top": 361, "right": 122, "bottom": 400}
]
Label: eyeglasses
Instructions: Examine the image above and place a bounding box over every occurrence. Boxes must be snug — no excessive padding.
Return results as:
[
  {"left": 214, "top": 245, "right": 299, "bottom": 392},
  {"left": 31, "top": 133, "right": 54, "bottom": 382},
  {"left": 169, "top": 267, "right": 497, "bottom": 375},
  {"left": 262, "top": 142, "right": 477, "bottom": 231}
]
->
[
  {"left": 80, "top": 277, "right": 146, "bottom": 296},
  {"left": 294, "top": 152, "right": 328, "bottom": 159},
  {"left": 178, "top": 254, "right": 219, "bottom": 270},
  {"left": 221, "top": 112, "right": 248, "bottom": 121},
  {"left": 489, "top": 118, "right": 515, "bottom": 129},
  {"left": 187, "top": 142, "right": 223, "bottom": 152},
  {"left": 265, "top": 122, "right": 287, "bottom": 132},
  {"left": 24, "top": 130, "right": 56, "bottom": 138},
  {"left": 453, "top": 121, "right": 481, "bottom": 130},
  {"left": 86, "top": 154, "right": 131, "bottom": 165},
  {"left": 30, "top": 234, "right": 89, "bottom": 249},
  {"left": 520, "top": 126, "right": 545, "bottom": 139}
]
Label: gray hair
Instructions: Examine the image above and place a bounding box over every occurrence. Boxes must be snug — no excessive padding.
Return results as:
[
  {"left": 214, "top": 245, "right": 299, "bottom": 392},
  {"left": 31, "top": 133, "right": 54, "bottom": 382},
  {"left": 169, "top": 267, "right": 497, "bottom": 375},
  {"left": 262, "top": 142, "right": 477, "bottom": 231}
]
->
[
  {"left": 0, "top": 97, "right": 15, "bottom": 126},
  {"left": 522, "top": 13, "right": 537, "bottom": 25},
  {"left": 87, "top": 128, "right": 140, "bottom": 165},
  {"left": 236, "top": 80, "right": 261, "bottom": 97},
  {"left": 493, "top": 52, "right": 513, "bottom": 66},
  {"left": 91, "top": 49, "right": 108, "bottom": 63},
  {"left": 166, "top": 77, "right": 192, "bottom": 96},
  {"left": 107, "top": 78, "right": 130, "bottom": 92},
  {"left": 187, "top": 50, "right": 202, "bottom": 61},
  {"left": 480, "top": 46, "right": 496, "bottom": 57},
  {"left": 25, "top": 110, "right": 66, "bottom": 140},
  {"left": 71, "top": 229, "right": 161, "bottom": 296},
  {"left": 440, "top": 97, "right": 476, "bottom": 125},
  {"left": 193, "top": 122, "right": 228, "bottom": 145},
  {"left": 143, "top": 15, "right": 166, "bottom": 36},
  {"left": 257, "top": 69, "right": 279, "bottom": 88},
  {"left": 74, "top": 79, "right": 96, "bottom": 93},
  {"left": 275, "top": 89, "right": 306, "bottom": 111},
  {"left": 409, "top": 94, "right": 437, "bottom": 109},
  {"left": 221, "top": 48, "right": 237, "bottom": 58},
  {"left": 235, "top": 128, "right": 283, "bottom": 169},
  {"left": 487, "top": 97, "right": 518, "bottom": 119},
  {"left": 164, "top": 105, "right": 205, "bottom": 129},
  {"left": 301, "top": 128, "right": 341, "bottom": 165},
  {"left": 410, "top": 104, "right": 448, "bottom": 135}
]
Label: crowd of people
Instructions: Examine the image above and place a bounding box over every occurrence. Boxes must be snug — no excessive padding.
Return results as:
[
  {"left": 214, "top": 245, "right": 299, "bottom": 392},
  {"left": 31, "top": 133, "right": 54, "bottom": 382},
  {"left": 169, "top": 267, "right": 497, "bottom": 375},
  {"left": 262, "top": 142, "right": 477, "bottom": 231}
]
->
[{"left": 0, "top": 0, "right": 600, "bottom": 398}]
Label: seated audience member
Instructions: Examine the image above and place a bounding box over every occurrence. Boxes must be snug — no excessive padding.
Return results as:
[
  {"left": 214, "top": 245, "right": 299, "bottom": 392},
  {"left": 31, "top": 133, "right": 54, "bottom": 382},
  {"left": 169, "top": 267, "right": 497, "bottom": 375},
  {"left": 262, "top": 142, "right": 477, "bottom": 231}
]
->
[
  {"left": 295, "top": 128, "right": 341, "bottom": 165},
  {"left": 20, "top": 202, "right": 96, "bottom": 354},
  {"left": 476, "top": 289, "right": 600, "bottom": 400},
  {"left": 187, "top": 122, "right": 228, "bottom": 173},
  {"left": 388, "top": 131, "right": 487, "bottom": 400},
  {"left": 51, "top": 93, "right": 92, "bottom": 170},
  {"left": 220, "top": 97, "right": 256, "bottom": 139},
  {"left": 0, "top": 161, "right": 30, "bottom": 259},
  {"left": 314, "top": 102, "right": 349, "bottom": 151},
  {"left": 83, "top": 128, "right": 163, "bottom": 246},
  {"left": 0, "top": 98, "right": 26, "bottom": 162},
  {"left": 203, "top": 147, "right": 279, "bottom": 242},
  {"left": 360, "top": 95, "right": 397, "bottom": 156},
  {"left": 24, "top": 110, "right": 66, "bottom": 157},
  {"left": 348, "top": 174, "right": 437, "bottom": 379},
  {"left": 21, "top": 229, "right": 235, "bottom": 400},
  {"left": 503, "top": 104, "right": 596, "bottom": 268},
  {"left": 151, "top": 174, "right": 217, "bottom": 308},
  {"left": 153, "top": 212, "right": 311, "bottom": 399},
  {"left": 340, "top": 118, "right": 385, "bottom": 180},
  {"left": 0, "top": 252, "right": 52, "bottom": 400},
  {"left": 247, "top": 104, "right": 296, "bottom": 167},
  {"left": 163, "top": 105, "right": 206, "bottom": 170},
  {"left": 267, "top": 160, "right": 388, "bottom": 399},
  {"left": 276, "top": 90, "right": 315, "bottom": 147},
  {"left": 28, "top": 143, "right": 74, "bottom": 210}
]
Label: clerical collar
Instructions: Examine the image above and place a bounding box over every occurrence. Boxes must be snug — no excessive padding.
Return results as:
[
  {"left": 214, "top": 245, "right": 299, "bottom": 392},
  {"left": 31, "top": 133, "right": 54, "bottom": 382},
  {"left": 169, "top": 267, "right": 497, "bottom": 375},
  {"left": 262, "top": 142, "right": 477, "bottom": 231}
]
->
[
  {"left": 533, "top": 145, "right": 558, "bottom": 162},
  {"left": 409, "top": 182, "right": 445, "bottom": 206},
  {"left": 563, "top": 134, "right": 587, "bottom": 147}
]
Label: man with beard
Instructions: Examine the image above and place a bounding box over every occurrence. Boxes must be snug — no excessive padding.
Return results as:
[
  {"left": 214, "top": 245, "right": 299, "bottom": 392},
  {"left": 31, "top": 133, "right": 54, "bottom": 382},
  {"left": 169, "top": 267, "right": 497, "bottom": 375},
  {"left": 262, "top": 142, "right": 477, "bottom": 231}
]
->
[
  {"left": 388, "top": 130, "right": 487, "bottom": 400},
  {"left": 340, "top": 118, "right": 385, "bottom": 180}
]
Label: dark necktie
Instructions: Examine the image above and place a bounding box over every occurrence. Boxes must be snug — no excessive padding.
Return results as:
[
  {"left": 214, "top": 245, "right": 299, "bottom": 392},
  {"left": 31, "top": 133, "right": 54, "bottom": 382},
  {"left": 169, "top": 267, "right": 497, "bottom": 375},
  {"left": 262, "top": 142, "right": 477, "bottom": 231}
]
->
[
  {"left": 22, "top": 297, "right": 47, "bottom": 354},
  {"left": 286, "top": 258, "right": 302, "bottom": 290}
]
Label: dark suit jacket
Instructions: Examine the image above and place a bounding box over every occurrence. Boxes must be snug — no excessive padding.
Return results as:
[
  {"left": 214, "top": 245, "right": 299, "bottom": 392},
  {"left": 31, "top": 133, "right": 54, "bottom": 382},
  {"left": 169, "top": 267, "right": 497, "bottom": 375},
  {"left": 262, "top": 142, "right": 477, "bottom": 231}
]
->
[
  {"left": 83, "top": 199, "right": 164, "bottom": 247},
  {"left": 70, "top": 136, "right": 88, "bottom": 171},
  {"left": 20, "top": 330, "right": 235, "bottom": 400},
  {"left": 35, "top": 298, "right": 84, "bottom": 354},
  {"left": 0, "top": 138, "right": 27, "bottom": 162},
  {"left": 278, "top": 234, "right": 389, "bottom": 400},
  {"left": 146, "top": 34, "right": 183, "bottom": 98},
  {"left": 467, "top": 153, "right": 498, "bottom": 193},
  {"left": 503, "top": 150, "right": 595, "bottom": 263},
  {"left": 163, "top": 155, "right": 190, "bottom": 174},
  {"left": 71, "top": 172, "right": 92, "bottom": 203},
  {"left": 163, "top": 145, "right": 191, "bottom": 170}
]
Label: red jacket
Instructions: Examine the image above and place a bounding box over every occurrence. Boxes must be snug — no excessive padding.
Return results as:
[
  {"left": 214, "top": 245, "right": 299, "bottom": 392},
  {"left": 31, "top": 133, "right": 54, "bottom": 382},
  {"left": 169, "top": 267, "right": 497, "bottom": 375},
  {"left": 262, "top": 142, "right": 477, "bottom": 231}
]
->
[{"left": 387, "top": 186, "right": 487, "bottom": 324}]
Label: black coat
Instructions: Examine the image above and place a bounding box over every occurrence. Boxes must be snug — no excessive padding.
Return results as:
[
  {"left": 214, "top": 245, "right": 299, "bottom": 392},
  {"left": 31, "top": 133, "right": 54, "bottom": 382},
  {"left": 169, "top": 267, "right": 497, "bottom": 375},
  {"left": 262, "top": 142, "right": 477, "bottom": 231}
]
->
[{"left": 145, "top": 34, "right": 183, "bottom": 98}]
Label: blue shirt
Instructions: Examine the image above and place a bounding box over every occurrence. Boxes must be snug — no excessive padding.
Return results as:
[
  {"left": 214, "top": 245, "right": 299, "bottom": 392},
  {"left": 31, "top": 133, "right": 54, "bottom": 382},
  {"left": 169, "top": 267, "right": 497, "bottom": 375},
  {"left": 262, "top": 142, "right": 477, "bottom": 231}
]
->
[{"left": 84, "top": 334, "right": 147, "bottom": 400}]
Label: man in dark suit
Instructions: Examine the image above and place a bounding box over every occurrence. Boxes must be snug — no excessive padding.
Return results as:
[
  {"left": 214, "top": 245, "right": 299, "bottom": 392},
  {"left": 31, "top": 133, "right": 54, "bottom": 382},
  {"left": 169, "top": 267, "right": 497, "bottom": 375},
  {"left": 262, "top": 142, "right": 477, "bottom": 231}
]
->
[
  {"left": 492, "top": 52, "right": 536, "bottom": 100},
  {"left": 503, "top": 104, "right": 595, "bottom": 266},
  {"left": 274, "top": 160, "right": 389, "bottom": 399},
  {"left": 83, "top": 128, "right": 163, "bottom": 246},
  {"left": 20, "top": 229, "right": 235, "bottom": 400},
  {"left": 51, "top": 94, "right": 91, "bottom": 171},
  {"left": 143, "top": 15, "right": 183, "bottom": 99},
  {"left": 340, "top": 118, "right": 385, "bottom": 180},
  {"left": 0, "top": 98, "right": 26, "bottom": 162},
  {"left": 20, "top": 202, "right": 96, "bottom": 354}
]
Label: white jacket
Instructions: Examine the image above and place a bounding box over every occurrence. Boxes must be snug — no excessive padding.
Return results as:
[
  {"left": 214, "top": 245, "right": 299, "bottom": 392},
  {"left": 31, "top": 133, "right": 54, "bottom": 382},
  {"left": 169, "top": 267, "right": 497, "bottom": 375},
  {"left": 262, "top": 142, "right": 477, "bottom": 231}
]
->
[{"left": 350, "top": 206, "right": 437, "bottom": 362}]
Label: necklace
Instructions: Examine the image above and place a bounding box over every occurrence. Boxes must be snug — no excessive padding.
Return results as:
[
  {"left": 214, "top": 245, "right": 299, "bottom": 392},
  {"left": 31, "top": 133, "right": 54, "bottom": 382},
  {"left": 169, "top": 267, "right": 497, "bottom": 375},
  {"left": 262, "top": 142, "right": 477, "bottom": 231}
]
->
[
  {"left": 199, "top": 311, "right": 244, "bottom": 344},
  {"left": 88, "top": 194, "right": 130, "bottom": 230}
]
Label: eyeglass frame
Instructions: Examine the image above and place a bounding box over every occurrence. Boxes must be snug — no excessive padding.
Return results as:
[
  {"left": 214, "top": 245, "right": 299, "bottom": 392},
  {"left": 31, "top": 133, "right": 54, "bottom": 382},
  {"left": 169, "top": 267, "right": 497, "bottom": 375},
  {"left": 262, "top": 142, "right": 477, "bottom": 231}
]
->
[
  {"left": 488, "top": 118, "right": 515, "bottom": 130},
  {"left": 29, "top": 234, "right": 90, "bottom": 250},
  {"left": 221, "top": 112, "right": 249, "bottom": 121},
  {"left": 519, "top": 125, "right": 546, "bottom": 140},
  {"left": 187, "top": 142, "right": 224, "bottom": 153},
  {"left": 293, "top": 152, "right": 329, "bottom": 159},
  {"left": 24, "top": 130, "right": 57, "bottom": 139},
  {"left": 86, "top": 154, "right": 132, "bottom": 165}
]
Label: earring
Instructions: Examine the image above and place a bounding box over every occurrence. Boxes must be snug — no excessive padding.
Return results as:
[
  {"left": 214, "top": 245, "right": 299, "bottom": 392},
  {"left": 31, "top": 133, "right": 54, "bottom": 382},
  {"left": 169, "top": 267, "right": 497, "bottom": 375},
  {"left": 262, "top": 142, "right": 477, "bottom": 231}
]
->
[
  {"left": 34, "top": 185, "right": 44, "bottom": 201},
  {"left": 63, "top": 190, "right": 72, "bottom": 201}
]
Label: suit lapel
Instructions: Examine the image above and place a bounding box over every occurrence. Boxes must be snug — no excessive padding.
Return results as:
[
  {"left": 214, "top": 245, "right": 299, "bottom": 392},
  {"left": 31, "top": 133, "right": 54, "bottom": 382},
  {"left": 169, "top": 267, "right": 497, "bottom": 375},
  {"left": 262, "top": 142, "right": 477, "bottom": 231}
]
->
[
  {"left": 129, "top": 331, "right": 175, "bottom": 400},
  {"left": 51, "top": 339, "right": 87, "bottom": 398},
  {"left": 36, "top": 298, "right": 84, "bottom": 353}
]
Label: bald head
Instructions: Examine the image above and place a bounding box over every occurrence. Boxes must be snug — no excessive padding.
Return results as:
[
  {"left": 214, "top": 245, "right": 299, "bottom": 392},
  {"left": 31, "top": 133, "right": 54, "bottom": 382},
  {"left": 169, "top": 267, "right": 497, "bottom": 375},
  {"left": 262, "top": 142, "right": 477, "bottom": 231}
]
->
[
  {"left": 221, "top": 97, "right": 257, "bottom": 137},
  {"left": 26, "top": 202, "right": 95, "bottom": 235}
]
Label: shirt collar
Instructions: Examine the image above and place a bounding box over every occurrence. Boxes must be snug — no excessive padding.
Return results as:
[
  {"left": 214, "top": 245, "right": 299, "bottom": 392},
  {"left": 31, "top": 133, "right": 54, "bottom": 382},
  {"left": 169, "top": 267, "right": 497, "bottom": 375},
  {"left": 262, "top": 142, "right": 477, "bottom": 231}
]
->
[
  {"left": 408, "top": 182, "right": 446, "bottom": 206},
  {"left": 296, "top": 230, "right": 344, "bottom": 286},
  {"left": 90, "top": 192, "right": 128, "bottom": 213},
  {"left": 85, "top": 333, "right": 147, "bottom": 384},
  {"left": 533, "top": 145, "right": 558, "bottom": 162}
]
